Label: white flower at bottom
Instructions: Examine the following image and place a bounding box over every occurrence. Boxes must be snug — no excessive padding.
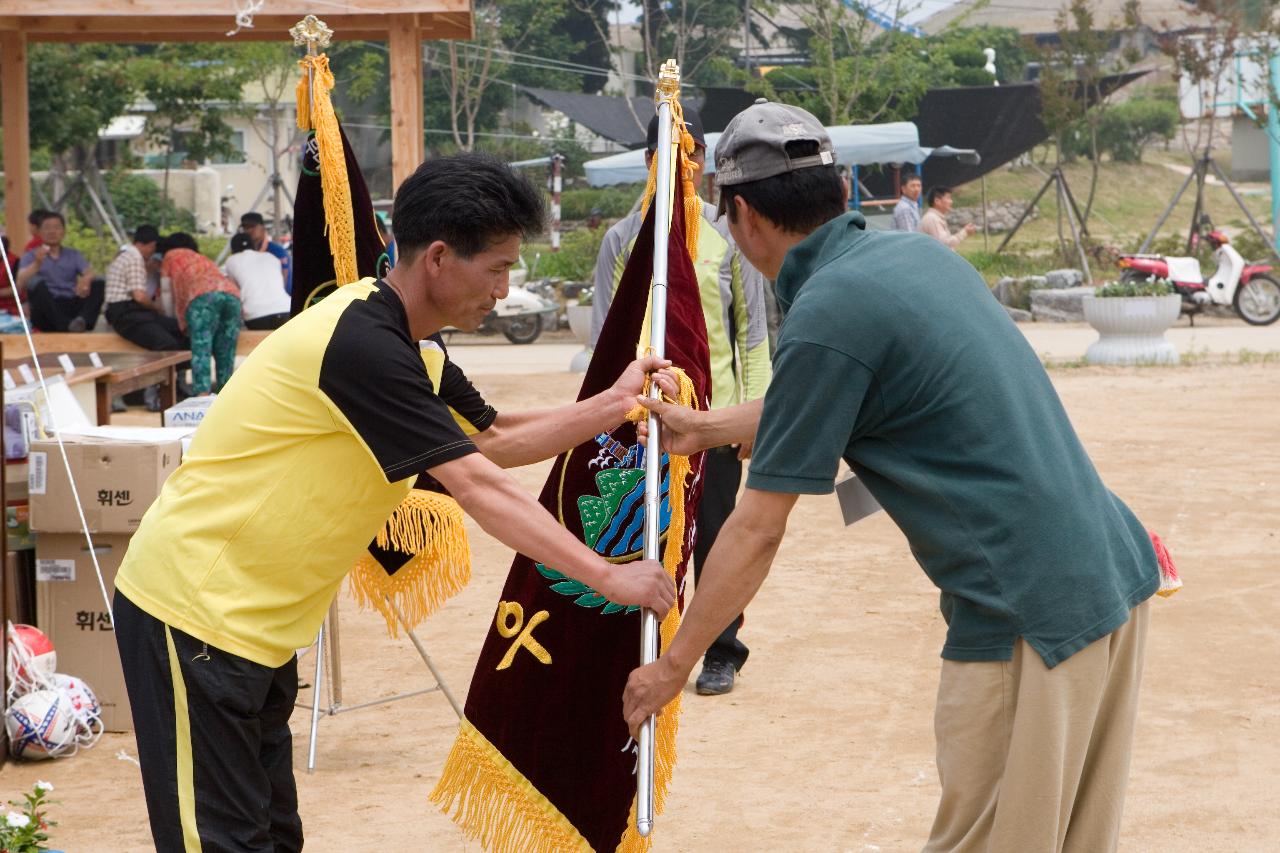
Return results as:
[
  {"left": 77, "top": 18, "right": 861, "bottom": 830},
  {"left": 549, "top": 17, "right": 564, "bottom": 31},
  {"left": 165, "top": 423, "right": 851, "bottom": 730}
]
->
[
  {"left": 34, "top": 780, "right": 53, "bottom": 793},
  {"left": 6, "top": 812, "right": 30, "bottom": 828}
]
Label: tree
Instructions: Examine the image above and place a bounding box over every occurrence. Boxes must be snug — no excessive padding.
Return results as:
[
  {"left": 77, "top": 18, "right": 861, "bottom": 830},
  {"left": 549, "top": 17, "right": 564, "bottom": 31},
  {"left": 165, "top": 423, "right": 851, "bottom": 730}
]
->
[
  {"left": 130, "top": 44, "right": 250, "bottom": 227},
  {"left": 641, "top": 0, "right": 748, "bottom": 85},
  {"left": 1037, "top": 0, "right": 1139, "bottom": 225},
  {"left": 759, "top": 1, "right": 933, "bottom": 125},
  {"left": 25, "top": 43, "right": 138, "bottom": 222},
  {"left": 227, "top": 42, "right": 301, "bottom": 235}
]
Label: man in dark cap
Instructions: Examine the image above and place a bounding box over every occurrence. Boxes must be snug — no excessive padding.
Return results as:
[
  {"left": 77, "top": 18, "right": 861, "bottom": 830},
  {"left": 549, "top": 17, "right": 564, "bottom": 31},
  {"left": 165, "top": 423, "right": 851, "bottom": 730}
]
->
[
  {"left": 589, "top": 107, "right": 773, "bottom": 696},
  {"left": 240, "top": 211, "right": 292, "bottom": 294}
]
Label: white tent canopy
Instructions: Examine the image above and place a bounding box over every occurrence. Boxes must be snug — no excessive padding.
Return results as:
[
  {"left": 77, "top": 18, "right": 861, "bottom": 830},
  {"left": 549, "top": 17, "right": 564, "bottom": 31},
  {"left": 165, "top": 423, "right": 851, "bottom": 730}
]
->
[{"left": 583, "top": 121, "right": 978, "bottom": 187}]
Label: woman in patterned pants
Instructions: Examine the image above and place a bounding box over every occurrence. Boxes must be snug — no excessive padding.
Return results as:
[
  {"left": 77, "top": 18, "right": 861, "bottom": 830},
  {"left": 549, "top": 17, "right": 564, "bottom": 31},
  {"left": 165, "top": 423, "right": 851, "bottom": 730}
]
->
[{"left": 160, "top": 233, "right": 243, "bottom": 394}]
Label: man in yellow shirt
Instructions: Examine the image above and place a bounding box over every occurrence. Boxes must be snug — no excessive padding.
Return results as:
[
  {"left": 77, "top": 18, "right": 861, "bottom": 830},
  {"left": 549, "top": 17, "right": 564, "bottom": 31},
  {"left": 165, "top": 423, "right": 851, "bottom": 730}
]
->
[{"left": 114, "top": 154, "right": 675, "bottom": 852}]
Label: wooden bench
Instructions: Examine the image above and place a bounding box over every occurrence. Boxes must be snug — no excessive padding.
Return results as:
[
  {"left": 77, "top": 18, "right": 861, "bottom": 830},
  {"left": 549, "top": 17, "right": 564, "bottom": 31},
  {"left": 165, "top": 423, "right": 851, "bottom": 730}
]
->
[{"left": 0, "top": 330, "right": 273, "bottom": 358}]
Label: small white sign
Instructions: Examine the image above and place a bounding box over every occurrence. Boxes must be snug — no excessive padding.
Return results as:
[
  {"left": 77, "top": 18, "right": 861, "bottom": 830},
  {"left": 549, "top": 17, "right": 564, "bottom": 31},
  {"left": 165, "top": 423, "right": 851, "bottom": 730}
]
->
[
  {"left": 2, "top": 370, "right": 14, "bottom": 390},
  {"left": 28, "top": 451, "right": 47, "bottom": 495},
  {"left": 88, "top": 352, "right": 104, "bottom": 369},
  {"left": 57, "top": 353, "right": 76, "bottom": 375},
  {"left": 36, "top": 558, "right": 76, "bottom": 582},
  {"left": 17, "top": 364, "right": 34, "bottom": 384}
]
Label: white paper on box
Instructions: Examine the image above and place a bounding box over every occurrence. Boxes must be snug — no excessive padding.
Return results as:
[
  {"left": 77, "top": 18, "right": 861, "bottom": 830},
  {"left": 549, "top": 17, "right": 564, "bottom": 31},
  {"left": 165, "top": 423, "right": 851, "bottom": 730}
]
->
[
  {"left": 88, "top": 352, "right": 104, "bottom": 369},
  {"left": 2, "top": 370, "right": 14, "bottom": 390},
  {"left": 36, "top": 558, "right": 75, "bottom": 582},
  {"left": 28, "top": 451, "right": 47, "bottom": 495},
  {"left": 57, "top": 353, "right": 76, "bottom": 375},
  {"left": 17, "top": 364, "right": 34, "bottom": 384}
]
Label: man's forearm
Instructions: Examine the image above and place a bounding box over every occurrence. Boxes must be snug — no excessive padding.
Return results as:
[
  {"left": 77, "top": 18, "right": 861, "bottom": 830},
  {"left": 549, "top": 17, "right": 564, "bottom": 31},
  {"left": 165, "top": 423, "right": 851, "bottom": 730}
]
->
[
  {"left": 476, "top": 388, "right": 630, "bottom": 468},
  {"left": 663, "top": 489, "right": 794, "bottom": 673},
  {"left": 436, "top": 453, "right": 613, "bottom": 589},
  {"left": 15, "top": 265, "right": 37, "bottom": 288},
  {"left": 698, "top": 397, "right": 764, "bottom": 450}
]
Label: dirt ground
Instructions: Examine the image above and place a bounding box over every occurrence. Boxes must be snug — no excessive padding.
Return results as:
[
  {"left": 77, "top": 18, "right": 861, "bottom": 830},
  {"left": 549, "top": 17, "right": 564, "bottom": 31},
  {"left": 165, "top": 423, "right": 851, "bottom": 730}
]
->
[{"left": 6, "top": 362, "right": 1278, "bottom": 852}]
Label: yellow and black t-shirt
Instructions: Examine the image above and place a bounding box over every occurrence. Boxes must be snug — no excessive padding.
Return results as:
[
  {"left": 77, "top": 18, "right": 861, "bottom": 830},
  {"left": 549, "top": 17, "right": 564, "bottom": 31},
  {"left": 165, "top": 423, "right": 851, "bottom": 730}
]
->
[{"left": 116, "top": 278, "right": 496, "bottom": 667}]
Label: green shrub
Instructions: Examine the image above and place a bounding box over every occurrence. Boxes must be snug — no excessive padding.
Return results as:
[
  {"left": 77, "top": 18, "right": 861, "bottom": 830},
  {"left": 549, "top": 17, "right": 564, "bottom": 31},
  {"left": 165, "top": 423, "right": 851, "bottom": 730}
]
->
[
  {"left": 527, "top": 226, "right": 606, "bottom": 281},
  {"left": 1096, "top": 278, "right": 1175, "bottom": 297},
  {"left": 560, "top": 185, "right": 641, "bottom": 221},
  {"left": 104, "top": 169, "right": 197, "bottom": 232},
  {"left": 1096, "top": 98, "right": 1179, "bottom": 162}
]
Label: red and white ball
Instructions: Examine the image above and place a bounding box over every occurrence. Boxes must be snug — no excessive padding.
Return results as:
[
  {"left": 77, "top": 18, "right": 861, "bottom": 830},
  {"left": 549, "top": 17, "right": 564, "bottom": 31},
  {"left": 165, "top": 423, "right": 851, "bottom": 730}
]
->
[
  {"left": 52, "top": 673, "right": 100, "bottom": 727},
  {"left": 6, "top": 624, "right": 56, "bottom": 687}
]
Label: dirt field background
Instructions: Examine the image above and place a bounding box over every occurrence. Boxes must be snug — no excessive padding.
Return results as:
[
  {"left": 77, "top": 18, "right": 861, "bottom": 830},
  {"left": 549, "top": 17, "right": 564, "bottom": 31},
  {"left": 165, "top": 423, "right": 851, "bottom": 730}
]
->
[{"left": 6, "top": 360, "right": 1278, "bottom": 852}]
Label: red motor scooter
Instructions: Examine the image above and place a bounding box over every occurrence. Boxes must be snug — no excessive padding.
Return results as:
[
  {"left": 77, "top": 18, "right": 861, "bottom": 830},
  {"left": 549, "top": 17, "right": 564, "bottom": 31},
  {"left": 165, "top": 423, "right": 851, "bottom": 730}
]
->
[{"left": 1115, "top": 227, "right": 1280, "bottom": 325}]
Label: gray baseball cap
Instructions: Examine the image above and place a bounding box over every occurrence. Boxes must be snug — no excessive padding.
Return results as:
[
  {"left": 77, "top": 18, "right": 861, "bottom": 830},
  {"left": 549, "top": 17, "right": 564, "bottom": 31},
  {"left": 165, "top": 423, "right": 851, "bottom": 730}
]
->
[{"left": 714, "top": 99, "right": 835, "bottom": 193}]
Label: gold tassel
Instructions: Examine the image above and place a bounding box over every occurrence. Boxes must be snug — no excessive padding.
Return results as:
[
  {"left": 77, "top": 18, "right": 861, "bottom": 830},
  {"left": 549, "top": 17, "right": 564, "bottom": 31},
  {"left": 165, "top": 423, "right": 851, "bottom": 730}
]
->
[
  {"left": 347, "top": 490, "right": 472, "bottom": 637},
  {"left": 616, "top": 365, "right": 698, "bottom": 852},
  {"left": 430, "top": 720, "right": 592, "bottom": 853},
  {"left": 639, "top": 99, "right": 700, "bottom": 264},
  {"left": 295, "top": 53, "right": 359, "bottom": 287}
]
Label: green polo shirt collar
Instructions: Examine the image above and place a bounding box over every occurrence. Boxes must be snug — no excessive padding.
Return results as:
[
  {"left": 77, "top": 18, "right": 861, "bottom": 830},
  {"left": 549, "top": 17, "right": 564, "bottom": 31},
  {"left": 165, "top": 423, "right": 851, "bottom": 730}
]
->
[{"left": 774, "top": 211, "right": 867, "bottom": 313}]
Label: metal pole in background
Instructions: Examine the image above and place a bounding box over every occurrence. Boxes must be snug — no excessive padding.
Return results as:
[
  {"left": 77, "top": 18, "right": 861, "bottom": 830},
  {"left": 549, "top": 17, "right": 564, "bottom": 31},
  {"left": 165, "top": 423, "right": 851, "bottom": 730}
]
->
[
  {"left": 637, "top": 58, "right": 680, "bottom": 841},
  {"left": 550, "top": 153, "right": 564, "bottom": 252}
]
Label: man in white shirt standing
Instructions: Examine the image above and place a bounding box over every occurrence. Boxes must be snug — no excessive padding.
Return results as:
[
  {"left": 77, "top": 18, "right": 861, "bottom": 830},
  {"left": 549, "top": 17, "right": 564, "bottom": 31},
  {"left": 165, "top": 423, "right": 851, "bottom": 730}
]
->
[
  {"left": 224, "top": 233, "right": 292, "bottom": 330},
  {"left": 919, "top": 185, "right": 977, "bottom": 250}
]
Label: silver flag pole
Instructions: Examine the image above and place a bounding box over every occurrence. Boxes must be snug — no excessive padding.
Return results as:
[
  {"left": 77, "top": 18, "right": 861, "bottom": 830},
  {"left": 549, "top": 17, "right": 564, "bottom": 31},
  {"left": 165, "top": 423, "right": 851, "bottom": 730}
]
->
[{"left": 637, "top": 57, "right": 681, "bottom": 840}]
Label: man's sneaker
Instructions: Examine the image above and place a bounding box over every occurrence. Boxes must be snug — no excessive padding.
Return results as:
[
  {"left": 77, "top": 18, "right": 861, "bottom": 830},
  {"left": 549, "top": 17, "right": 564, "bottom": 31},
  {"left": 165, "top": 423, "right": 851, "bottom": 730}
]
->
[
  {"left": 695, "top": 657, "right": 736, "bottom": 696},
  {"left": 67, "top": 317, "right": 87, "bottom": 333}
]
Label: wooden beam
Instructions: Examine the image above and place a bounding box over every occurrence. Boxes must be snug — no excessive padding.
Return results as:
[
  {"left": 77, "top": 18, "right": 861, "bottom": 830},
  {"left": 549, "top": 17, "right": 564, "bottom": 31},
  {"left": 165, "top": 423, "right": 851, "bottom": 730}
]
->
[
  {"left": 0, "top": 12, "right": 473, "bottom": 43},
  {"left": 388, "top": 17, "right": 425, "bottom": 194},
  {"left": 0, "top": 31, "right": 30, "bottom": 252},
  {"left": 1, "top": 0, "right": 468, "bottom": 15}
]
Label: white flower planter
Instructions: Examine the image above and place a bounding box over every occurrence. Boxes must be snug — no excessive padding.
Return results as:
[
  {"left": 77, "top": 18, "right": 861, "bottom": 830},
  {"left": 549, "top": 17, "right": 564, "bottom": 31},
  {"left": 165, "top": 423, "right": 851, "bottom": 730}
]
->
[
  {"left": 567, "top": 304, "right": 593, "bottom": 343},
  {"left": 566, "top": 303, "right": 594, "bottom": 373},
  {"left": 1082, "top": 294, "right": 1182, "bottom": 365}
]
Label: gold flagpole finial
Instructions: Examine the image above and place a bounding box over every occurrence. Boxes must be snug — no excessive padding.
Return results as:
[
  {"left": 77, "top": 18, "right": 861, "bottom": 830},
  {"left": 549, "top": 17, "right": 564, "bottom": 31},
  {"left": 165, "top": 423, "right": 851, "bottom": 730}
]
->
[
  {"left": 290, "top": 15, "right": 334, "bottom": 52},
  {"left": 656, "top": 59, "right": 681, "bottom": 104}
]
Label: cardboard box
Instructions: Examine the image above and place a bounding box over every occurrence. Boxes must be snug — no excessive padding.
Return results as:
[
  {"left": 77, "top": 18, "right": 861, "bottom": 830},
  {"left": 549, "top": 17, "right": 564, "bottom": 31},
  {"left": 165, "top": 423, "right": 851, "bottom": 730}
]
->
[
  {"left": 28, "top": 436, "right": 180, "bottom": 533},
  {"left": 35, "top": 533, "right": 133, "bottom": 731},
  {"left": 162, "top": 395, "right": 216, "bottom": 429}
]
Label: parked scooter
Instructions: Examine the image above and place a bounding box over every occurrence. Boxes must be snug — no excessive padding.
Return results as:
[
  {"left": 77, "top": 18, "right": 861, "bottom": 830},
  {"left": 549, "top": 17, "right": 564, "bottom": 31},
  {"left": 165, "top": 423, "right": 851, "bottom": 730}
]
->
[
  {"left": 442, "top": 261, "right": 558, "bottom": 344},
  {"left": 1115, "top": 224, "right": 1280, "bottom": 325}
]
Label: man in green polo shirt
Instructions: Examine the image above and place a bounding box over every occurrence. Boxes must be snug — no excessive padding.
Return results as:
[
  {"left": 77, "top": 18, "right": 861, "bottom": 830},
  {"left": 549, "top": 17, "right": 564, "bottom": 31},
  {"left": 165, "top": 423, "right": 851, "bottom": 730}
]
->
[{"left": 623, "top": 102, "right": 1160, "bottom": 852}]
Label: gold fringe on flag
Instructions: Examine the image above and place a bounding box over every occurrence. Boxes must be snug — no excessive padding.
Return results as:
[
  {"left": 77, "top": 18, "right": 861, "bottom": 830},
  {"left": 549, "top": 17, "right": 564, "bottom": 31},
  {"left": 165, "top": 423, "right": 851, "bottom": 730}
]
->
[
  {"left": 430, "top": 369, "right": 699, "bottom": 852},
  {"left": 295, "top": 53, "right": 359, "bottom": 287},
  {"left": 639, "top": 99, "right": 701, "bottom": 264},
  {"left": 431, "top": 720, "right": 592, "bottom": 853},
  {"left": 348, "top": 489, "right": 472, "bottom": 637}
]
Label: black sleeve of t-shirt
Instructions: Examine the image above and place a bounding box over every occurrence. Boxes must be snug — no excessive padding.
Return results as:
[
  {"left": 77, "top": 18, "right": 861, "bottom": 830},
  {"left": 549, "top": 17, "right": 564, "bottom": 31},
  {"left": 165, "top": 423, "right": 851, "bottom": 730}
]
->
[
  {"left": 320, "top": 306, "right": 478, "bottom": 483},
  {"left": 429, "top": 333, "right": 498, "bottom": 432}
]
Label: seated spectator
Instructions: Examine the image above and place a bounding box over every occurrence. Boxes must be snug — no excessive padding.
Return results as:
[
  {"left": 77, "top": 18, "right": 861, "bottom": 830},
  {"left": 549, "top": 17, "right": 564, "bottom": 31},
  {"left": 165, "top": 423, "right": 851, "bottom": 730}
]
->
[
  {"left": 105, "top": 224, "right": 188, "bottom": 350},
  {"left": 23, "top": 209, "right": 50, "bottom": 252},
  {"left": 224, "top": 233, "right": 290, "bottom": 330},
  {"left": 239, "top": 212, "right": 291, "bottom": 294},
  {"left": 1, "top": 235, "right": 24, "bottom": 317},
  {"left": 16, "top": 212, "right": 103, "bottom": 332},
  {"left": 919, "top": 185, "right": 977, "bottom": 250},
  {"left": 160, "top": 233, "right": 242, "bottom": 395}
]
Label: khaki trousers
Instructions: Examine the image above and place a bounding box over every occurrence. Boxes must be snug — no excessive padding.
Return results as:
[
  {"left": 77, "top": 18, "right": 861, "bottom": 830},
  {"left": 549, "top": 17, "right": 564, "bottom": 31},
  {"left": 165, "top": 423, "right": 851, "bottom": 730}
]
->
[{"left": 923, "top": 601, "right": 1150, "bottom": 853}]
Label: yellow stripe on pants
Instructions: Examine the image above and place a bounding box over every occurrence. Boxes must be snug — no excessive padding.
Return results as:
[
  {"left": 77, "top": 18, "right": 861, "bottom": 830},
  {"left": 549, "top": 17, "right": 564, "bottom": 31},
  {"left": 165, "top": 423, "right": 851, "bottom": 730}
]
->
[{"left": 165, "top": 627, "right": 202, "bottom": 852}]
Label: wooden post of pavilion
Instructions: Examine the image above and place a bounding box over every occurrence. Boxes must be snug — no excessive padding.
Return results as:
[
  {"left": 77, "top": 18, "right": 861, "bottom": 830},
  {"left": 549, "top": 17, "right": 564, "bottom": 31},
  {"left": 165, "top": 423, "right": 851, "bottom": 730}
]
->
[{"left": 1, "top": 31, "right": 31, "bottom": 247}]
